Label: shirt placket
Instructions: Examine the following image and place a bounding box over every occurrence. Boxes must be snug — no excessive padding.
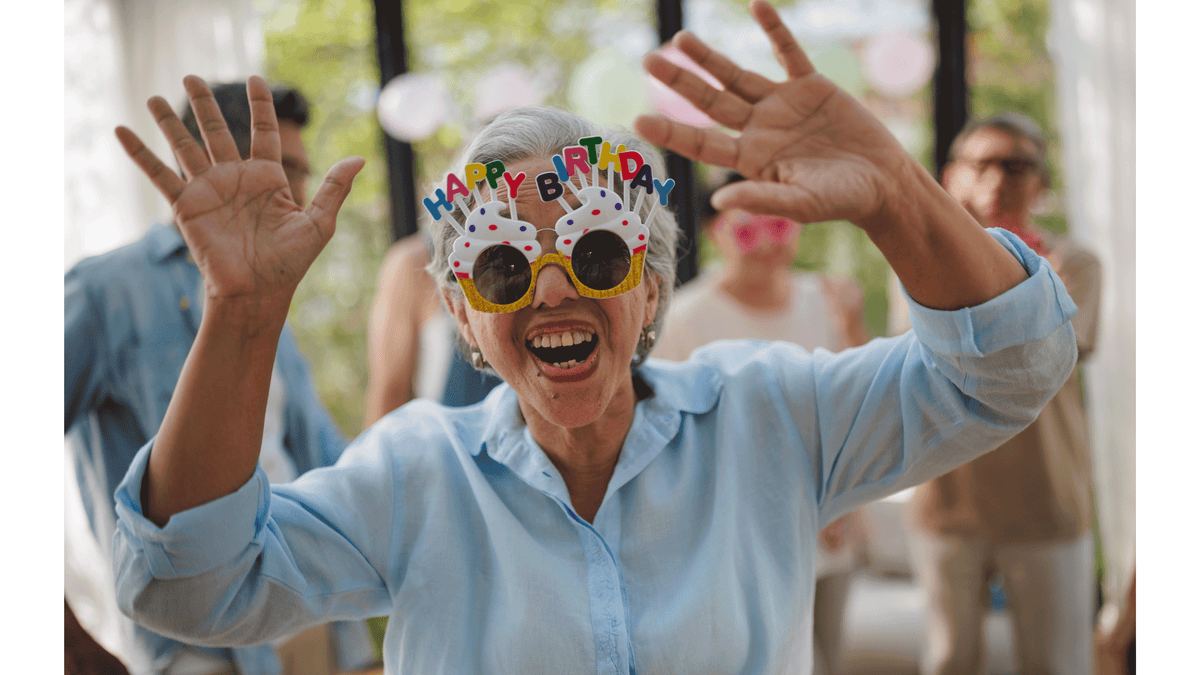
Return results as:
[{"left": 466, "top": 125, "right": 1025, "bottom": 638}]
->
[{"left": 557, "top": 499, "right": 634, "bottom": 675}]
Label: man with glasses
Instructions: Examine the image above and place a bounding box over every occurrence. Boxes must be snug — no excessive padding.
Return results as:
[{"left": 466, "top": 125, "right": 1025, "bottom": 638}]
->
[{"left": 890, "top": 113, "right": 1101, "bottom": 675}]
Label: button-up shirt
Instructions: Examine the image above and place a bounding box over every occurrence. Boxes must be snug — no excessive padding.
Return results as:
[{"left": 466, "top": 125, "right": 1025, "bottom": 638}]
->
[
  {"left": 112, "top": 230, "right": 1078, "bottom": 674},
  {"left": 66, "top": 224, "right": 364, "bottom": 675}
]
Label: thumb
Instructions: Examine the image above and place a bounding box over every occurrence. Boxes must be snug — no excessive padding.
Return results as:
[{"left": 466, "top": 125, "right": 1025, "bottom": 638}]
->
[
  {"left": 711, "top": 180, "right": 820, "bottom": 224},
  {"left": 305, "top": 156, "right": 367, "bottom": 236}
]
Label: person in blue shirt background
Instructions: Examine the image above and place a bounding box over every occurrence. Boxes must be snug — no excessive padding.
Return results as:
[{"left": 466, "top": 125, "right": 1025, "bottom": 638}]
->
[
  {"left": 65, "top": 82, "right": 376, "bottom": 675},
  {"left": 105, "top": 2, "right": 1079, "bottom": 673}
]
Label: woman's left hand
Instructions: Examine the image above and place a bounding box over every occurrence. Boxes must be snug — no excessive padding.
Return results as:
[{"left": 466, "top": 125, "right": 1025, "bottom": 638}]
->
[{"left": 635, "top": 0, "right": 914, "bottom": 233}]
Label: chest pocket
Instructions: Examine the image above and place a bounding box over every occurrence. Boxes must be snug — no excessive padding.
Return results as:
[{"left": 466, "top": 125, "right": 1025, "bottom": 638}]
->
[{"left": 132, "top": 333, "right": 193, "bottom": 439}]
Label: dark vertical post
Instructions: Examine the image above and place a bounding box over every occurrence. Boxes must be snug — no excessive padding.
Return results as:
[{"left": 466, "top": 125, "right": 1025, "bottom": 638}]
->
[
  {"left": 656, "top": 0, "right": 699, "bottom": 285},
  {"left": 373, "top": 0, "right": 420, "bottom": 242},
  {"left": 933, "top": 0, "right": 969, "bottom": 177}
]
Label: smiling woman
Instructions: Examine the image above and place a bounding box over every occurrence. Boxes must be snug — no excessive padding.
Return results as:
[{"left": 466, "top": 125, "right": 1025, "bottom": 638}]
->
[{"left": 109, "top": 2, "right": 1080, "bottom": 673}]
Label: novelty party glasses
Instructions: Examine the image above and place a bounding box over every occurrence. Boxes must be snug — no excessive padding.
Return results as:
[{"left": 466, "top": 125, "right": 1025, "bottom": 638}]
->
[
  {"left": 451, "top": 190, "right": 648, "bottom": 313},
  {"left": 425, "top": 136, "right": 674, "bottom": 313},
  {"left": 719, "top": 213, "right": 801, "bottom": 254}
]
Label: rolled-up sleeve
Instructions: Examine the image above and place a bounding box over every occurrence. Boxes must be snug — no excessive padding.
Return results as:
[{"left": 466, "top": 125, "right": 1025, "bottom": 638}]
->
[
  {"left": 112, "top": 435, "right": 395, "bottom": 646},
  {"left": 809, "top": 228, "right": 1078, "bottom": 523}
]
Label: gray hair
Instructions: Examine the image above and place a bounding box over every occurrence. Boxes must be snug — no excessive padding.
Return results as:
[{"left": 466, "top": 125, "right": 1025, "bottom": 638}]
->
[
  {"left": 426, "top": 106, "right": 680, "bottom": 368},
  {"left": 948, "top": 111, "right": 1050, "bottom": 187}
]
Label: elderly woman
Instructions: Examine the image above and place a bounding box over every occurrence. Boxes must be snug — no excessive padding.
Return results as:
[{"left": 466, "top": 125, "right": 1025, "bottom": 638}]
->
[{"left": 110, "top": 2, "right": 1077, "bottom": 673}]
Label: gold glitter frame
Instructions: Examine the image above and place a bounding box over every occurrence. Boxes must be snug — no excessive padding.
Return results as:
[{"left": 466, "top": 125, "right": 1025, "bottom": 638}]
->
[{"left": 456, "top": 249, "right": 646, "bottom": 313}]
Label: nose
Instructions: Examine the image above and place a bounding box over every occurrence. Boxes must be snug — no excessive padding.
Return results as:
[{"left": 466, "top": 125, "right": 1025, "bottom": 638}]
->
[{"left": 531, "top": 261, "right": 580, "bottom": 309}]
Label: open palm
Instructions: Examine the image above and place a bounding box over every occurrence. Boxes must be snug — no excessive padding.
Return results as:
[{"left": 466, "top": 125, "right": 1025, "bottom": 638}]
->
[
  {"left": 116, "top": 75, "right": 363, "bottom": 304},
  {"left": 636, "top": 0, "right": 911, "bottom": 228}
]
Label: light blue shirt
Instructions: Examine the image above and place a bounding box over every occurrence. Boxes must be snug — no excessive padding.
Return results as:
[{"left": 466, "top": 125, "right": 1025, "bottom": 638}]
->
[
  {"left": 113, "top": 230, "right": 1078, "bottom": 675},
  {"left": 66, "top": 224, "right": 373, "bottom": 674}
]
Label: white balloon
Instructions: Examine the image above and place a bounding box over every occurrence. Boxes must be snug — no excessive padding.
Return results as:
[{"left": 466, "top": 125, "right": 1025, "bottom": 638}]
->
[
  {"left": 568, "top": 47, "right": 649, "bottom": 129},
  {"left": 474, "top": 63, "right": 543, "bottom": 120},
  {"left": 377, "top": 72, "right": 451, "bottom": 142},
  {"left": 863, "top": 32, "right": 936, "bottom": 99}
]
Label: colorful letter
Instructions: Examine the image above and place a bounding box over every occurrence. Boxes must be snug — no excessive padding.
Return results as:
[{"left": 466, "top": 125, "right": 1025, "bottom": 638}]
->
[
  {"left": 552, "top": 154, "right": 570, "bottom": 181},
  {"left": 597, "top": 142, "right": 626, "bottom": 173},
  {"left": 503, "top": 171, "right": 526, "bottom": 195},
  {"left": 422, "top": 188, "right": 454, "bottom": 221},
  {"left": 562, "top": 146, "right": 591, "bottom": 179},
  {"left": 536, "top": 171, "right": 564, "bottom": 202},
  {"left": 484, "top": 160, "right": 506, "bottom": 189},
  {"left": 628, "top": 163, "right": 654, "bottom": 194},
  {"left": 653, "top": 177, "right": 676, "bottom": 205},
  {"left": 578, "top": 136, "right": 603, "bottom": 165},
  {"left": 446, "top": 173, "right": 471, "bottom": 201},
  {"left": 619, "top": 150, "right": 645, "bottom": 181},
  {"left": 463, "top": 163, "right": 487, "bottom": 190}
]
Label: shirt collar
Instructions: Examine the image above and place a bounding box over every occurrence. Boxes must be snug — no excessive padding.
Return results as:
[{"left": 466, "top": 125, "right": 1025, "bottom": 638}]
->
[
  {"left": 474, "top": 359, "right": 723, "bottom": 497},
  {"left": 146, "top": 223, "right": 189, "bottom": 263}
]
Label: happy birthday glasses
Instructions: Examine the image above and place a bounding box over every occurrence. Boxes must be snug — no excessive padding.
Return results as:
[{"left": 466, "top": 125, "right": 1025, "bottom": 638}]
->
[{"left": 424, "top": 136, "right": 675, "bottom": 313}]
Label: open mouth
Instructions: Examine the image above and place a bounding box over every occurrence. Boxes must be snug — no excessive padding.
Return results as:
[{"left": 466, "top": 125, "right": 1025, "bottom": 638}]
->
[{"left": 526, "top": 329, "right": 598, "bottom": 369}]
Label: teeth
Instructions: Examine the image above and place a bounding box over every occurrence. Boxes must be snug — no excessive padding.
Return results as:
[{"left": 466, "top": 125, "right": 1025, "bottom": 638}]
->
[
  {"left": 551, "top": 360, "right": 578, "bottom": 369},
  {"left": 528, "top": 330, "right": 596, "bottom": 349}
]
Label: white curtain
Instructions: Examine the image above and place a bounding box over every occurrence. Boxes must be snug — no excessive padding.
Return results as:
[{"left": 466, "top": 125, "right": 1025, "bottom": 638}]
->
[
  {"left": 1047, "top": 0, "right": 1135, "bottom": 614},
  {"left": 63, "top": 0, "right": 265, "bottom": 664},
  {"left": 64, "top": 0, "right": 265, "bottom": 270}
]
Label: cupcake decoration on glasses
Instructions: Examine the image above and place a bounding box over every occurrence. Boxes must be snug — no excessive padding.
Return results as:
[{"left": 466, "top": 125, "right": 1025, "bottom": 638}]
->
[{"left": 425, "top": 136, "right": 675, "bottom": 313}]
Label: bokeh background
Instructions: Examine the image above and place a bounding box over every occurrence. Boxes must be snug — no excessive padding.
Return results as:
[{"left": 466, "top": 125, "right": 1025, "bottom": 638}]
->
[{"left": 63, "top": 0, "right": 1135, "bottom": 671}]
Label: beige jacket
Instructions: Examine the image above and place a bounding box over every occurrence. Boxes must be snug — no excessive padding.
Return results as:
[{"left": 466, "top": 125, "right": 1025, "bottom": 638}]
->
[{"left": 890, "top": 233, "right": 1102, "bottom": 543}]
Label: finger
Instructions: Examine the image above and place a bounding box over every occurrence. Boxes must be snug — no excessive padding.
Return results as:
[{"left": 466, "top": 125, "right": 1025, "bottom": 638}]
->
[
  {"left": 672, "top": 31, "right": 776, "bottom": 104},
  {"left": 246, "top": 76, "right": 281, "bottom": 163},
  {"left": 633, "top": 115, "right": 739, "bottom": 168},
  {"left": 146, "top": 96, "right": 211, "bottom": 180},
  {"left": 183, "top": 75, "right": 242, "bottom": 163},
  {"left": 712, "top": 180, "right": 822, "bottom": 224},
  {"left": 749, "top": 0, "right": 815, "bottom": 79},
  {"left": 115, "top": 126, "right": 186, "bottom": 202},
  {"left": 643, "top": 52, "right": 754, "bottom": 130},
  {"left": 305, "top": 156, "right": 367, "bottom": 236}
]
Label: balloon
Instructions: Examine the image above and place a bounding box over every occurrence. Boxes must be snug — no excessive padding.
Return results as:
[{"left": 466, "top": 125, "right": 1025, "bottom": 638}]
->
[
  {"left": 644, "top": 45, "right": 724, "bottom": 128},
  {"left": 568, "top": 47, "right": 648, "bottom": 129},
  {"left": 377, "top": 72, "right": 451, "bottom": 142},
  {"left": 474, "top": 63, "right": 543, "bottom": 120},
  {"left": 863, "top": 32, "right": 936, "bottom": 99}
]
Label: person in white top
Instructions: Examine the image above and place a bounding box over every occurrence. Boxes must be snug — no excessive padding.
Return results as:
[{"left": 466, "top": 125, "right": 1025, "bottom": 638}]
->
[{"left": 655, "top": 172, "right": 870, "bottom": 675}]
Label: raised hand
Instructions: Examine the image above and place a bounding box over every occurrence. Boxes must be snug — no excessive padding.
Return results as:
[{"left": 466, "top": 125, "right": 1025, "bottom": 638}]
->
[
  {"left": 115, "top": 75, "right": 364, "bottom": 309},
  {"left": 635, "top": 0, "right": 913, "bottom": 232}
]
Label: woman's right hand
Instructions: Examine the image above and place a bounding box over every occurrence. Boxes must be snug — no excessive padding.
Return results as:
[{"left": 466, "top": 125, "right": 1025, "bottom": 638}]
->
[{"left": 116, "top": 75, "right": 363, "bottom": 313}]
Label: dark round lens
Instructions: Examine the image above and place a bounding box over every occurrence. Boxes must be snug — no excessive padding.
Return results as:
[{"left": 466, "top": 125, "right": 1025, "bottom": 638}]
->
[
  {"left": 473, "top": 245, "right": 532, "bottom": 305},
  {"left": 571, "top": 230, "right": 631, "bottom": 291}
]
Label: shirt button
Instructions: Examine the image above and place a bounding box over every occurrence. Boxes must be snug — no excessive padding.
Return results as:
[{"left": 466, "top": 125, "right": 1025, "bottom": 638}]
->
[{"left": 179, "top": 296, "right": 190, "bottom": 311}]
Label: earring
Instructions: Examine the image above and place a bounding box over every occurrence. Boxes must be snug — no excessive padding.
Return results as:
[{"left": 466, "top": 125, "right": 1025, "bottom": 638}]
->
[
  {"left": 640, "top": 326, "right": 657, "bottom": 351},
  {"left": 470, "top": 347, "right": 489, "bottom": 371}
]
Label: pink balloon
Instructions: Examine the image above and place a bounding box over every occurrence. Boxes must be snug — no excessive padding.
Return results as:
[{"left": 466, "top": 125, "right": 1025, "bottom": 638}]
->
[
  {"left": 474, "top": 63, "right": 542, "bottom": 120},
  {"left": 862, "top": 32, "right": 936, "bottom": 99},
  {"left": 647, "top": 45, "right": 723, "bottom": 128}
]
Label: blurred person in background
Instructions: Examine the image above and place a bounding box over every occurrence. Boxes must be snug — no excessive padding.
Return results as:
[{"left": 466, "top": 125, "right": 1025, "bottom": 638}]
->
[
  {"left": 364, "top": 234, "right": 500, "bottom": 427},
  {"left": 890, "top": 112, "right": 1101, "bottom": 675},
  {"left": 656, "top": 172, "right": 870, "bottom": 675},
  {"left": 65, "top": 82, "right": 378, "bottom": 675}
]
